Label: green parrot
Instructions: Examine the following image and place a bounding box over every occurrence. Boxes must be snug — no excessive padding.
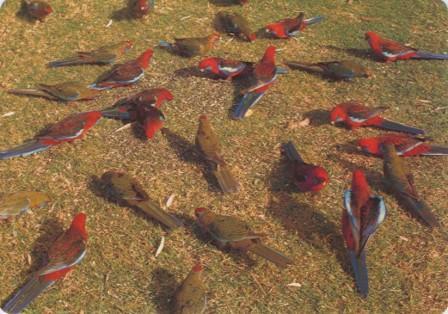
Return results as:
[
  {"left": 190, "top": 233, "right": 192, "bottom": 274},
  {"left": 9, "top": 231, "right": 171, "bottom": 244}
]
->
[
  {"left": 195, "top": 115, "right": 240, "bottom": 194},
  {"left": 0, "top": 192, "right": 50, "bottom": 221},
  {"left": 172, "top": 261, "right": 207, "bottom": 314},
  {"left": 102, "top": 171, "right": 182, "bottom": 230},
  {"left": 285, "top": 60, "right": 370, "bottom": 81},
  {"left": 195, "top": 207, "right": 293, "bottom": 268},
  {"left": 159, "top": 33, "right": 221, "bottom": 57},
  {"left": 214, "top": 11, "right": 256, "bottom": 42},
  {"left": 382, "top": 143, "right": 439, "bottom": 228},
  {"left": 8, "top": 81, "right": 100, "bottom": 102}
]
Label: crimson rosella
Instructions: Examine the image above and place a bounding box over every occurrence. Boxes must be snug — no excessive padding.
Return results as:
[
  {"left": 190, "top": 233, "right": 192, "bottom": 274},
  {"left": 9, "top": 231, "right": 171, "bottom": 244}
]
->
[
  {"left": 0, "top": 192, "right": 50, "bottom": 221},
  {"left": 330, "top": 101, "right": 425, "bottom": 135},
  {"left": 159, "top": 33, "right": 220, "bottom": 57},
  {"left": 8, "top": 82, "right": 100, "bottom": 102},
  {"left": 232, "top": 45, "right": 278, "bottom": 119},
  {"left": 342, "top": 170, "right": 386, "bottom": 298},
  {"left": 215, "top": 11, "right": 256, "bottom": 42},
  {"left": 89, "top": 48, "right": 153, "bottom": 90},
  {"left": 265, "top": 12, "right": 324, "bottom": 39},
  {"left": 196, "top": 115, "right": 240, "bottom": 194},
  {"left": 3, "top": 213, "right": 87, "bottom": 314},
  {"left": 365, "top": 31, "right": 448, "bottom": 62},
  {"left": 383, "top": 143, "right": 439, "bottom": 228},
  {"left": 358, "top": 133, "right": 448, "bottom": 158},
  {"left": 48, "top": 41, "right": 133, "bottom": 67},
  {"left": 131, "top": 0, "right": 154, "bottom": 18},
  {"left": 195, "top": 207, "right": 293, "bottom": 268},
  {"left": 282, "top": 141, "right": 329, "bottom": 193},
  {"left": 0, "top": 111, "right": 102, "bottom": 160},
  {"left": 25, "top": 0, "right": 52, "bottom": 21},
  {"left": 172, "top": 261, "right": 207, "bottom": 314},
  {"left": 286, "top": 60, "right": 369, "bottom": 81}
]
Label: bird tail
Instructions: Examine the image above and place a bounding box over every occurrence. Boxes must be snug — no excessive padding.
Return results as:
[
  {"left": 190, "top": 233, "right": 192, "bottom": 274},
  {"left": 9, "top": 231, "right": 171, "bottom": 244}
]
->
[
  {"left": 139, "top": 200, "right": 183, "bottom": 231},
  {"left": 348, "top": 250, "right": 368, "bottom": 298},
  {"left": 413, "top": 51, "right": 448, "bottom": 60},
  {"left": 284, "top": 61, "right": 323, "bottom": 74},
  {"left": 213, "top": 164, "right": 240, "bottom": 194},
  {"left": 158, "top": 40, "right": 173, "bottom": 50},
  {"left": 3, "top": 275, "right": 54, "bottom": 314},
  {"left": 422, "top": 145, "right": 448, "bottom": 156},
  {"left": 231, "top": 92, "right": 265, "bottom": 119},
  {"left": 377, "top": 119, "right": 425, "bottom": 135},
  {"left": 249, "top": 243, "right": 293, "bottom": 268},
  {"left": 47, "top": 57, "right": 86, "bottom": 68},
  {"left": 0, "top": 141, "right": 50, "bottom": 160},
  {"left": 399, "top": 195, "right": 439, "bottom": 228},
  {"left": 7, "top": 88, "right": 56, "bottom": 100},
  {"left": 282, "top": 141, "right": 304, "bottom": 162},
  {"left": 304, "top": 16, "right": 325, "bottom": 26},
  {"left": 101, "top": 107, "right": 132, "bottom": 120},
  {"left": 275, "top": 67, "right": 288, "bottom": 75}
]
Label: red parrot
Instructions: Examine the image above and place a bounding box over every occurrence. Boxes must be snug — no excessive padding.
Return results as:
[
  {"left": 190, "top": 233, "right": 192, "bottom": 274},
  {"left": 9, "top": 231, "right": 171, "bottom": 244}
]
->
[
  {"left": 358, "top": 133, "right": 448, "bottom": 157},
  {"left": 25, "top": 0, "right": 52, "bottom": 21},
  {"left": 282, "top": 141, "right": 329, "bottom": 192},
  {"left": 342, "top": 170, "right": 386, "bottom": 297},
  {"left": 0, "top": 111, "right": 102, "bottom": 160},
  {"left": 131, "top": 0, "right": 154, "bottom": 18},
  {"left": 3, "top": 213, "right": 87, "bottom": 313},
  {"left": 101, "top": 88, "right": 173, "bottom": 120},
  {"left": 330, "top": 101, "right": 425, "bottom": 135},
  {"left": 198, "top": 57, "right": 249, "bottom": 80},
  {"left": 136, "top": 106, "right": 166, "bottom": 139},
  {"left": 232, "top": 46, "right": 278, "bottom": 119},
  {"left": 89, "top": 48, "right": 153, "bottom": 90},
  {"left": 265, "top": 12, "right": 324, "bottom": 39},
  {"left": 365, "top": 31, "right": 448, "bottom": 62}
]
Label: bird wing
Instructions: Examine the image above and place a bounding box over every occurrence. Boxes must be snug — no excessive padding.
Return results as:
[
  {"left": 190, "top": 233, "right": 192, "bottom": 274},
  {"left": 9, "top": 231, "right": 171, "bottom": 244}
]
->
[{"left": 208, "top": 214, "right": 261, "bottom": 243}]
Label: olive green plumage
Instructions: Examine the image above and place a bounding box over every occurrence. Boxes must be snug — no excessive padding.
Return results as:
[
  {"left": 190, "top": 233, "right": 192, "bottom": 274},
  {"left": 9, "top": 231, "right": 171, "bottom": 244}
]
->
[
  {"left": 286, "top": 60, "right": 370, "bottom": 81},
  {"left": 173, "top": 262, "right": 207, "bottom": 314},
  {"left": 0, "top": 192, "right": 50, "bottom": 220}
]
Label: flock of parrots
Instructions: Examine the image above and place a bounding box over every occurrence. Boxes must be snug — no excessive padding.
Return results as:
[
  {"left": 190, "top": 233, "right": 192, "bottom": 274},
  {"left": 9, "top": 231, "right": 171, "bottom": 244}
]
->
[{"left": 0, "top": 0, "right": 447, "bottom": 313}]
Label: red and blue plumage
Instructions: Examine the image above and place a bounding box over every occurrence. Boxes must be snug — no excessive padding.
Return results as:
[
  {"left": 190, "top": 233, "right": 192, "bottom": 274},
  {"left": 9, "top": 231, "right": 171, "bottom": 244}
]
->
[
  {"left": 265, "top": 13, "right": 324, "bottom": 39},
  {"left": 199, "top": 57, "right": 249, "bottom": 80},
  {"left": 3, "top": 213, "right": 87, "bottom": 313},
  {"left": 365, "top": 31, "right": 448, "bottom": 62},
  {"left": 342, "top": 170, "right": 386, "bottom": 298},
  {"left": 0, "top": 111, "right": 102, "bottom": 160}
]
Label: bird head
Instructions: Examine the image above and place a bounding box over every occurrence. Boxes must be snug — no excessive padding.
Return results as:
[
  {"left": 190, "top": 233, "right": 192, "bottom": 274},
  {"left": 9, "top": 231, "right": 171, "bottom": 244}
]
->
[
  {"left": 311, "top": 167, "right": 329, "bottom": 191},
  {"left": 329, "top": 105, "right": 347, "bottom": 125},
  {"left": 357, "top": 137, "right": 381, "bottom": 156},
  {"left": 262, "top": 45, "right": 277, "bottom": 63},
  {"left": 194, "top": 207, "right": 208, "bottom": 219},
  {"left": 198, "top": 57, "right": 220, "bottom": 74},
  {"left": 265, "top": 23, "right": 286, "bottom": 38},
  {"left": 137, "top": 48, "right": 154, "bottom": 69},
  {"left": 351, "top": 169, "right": 371, "bottom": 196},
  {"left": 71, "top": 213, "right": 88, "bottom": 240},
  {"left": 192, "top": 261, "right": 203, "bottom": 273},
  {"left": 364, "top": 31, "right": 379, "bottom": 42},
  {"left": 209, "top": 32, "right": 221, "bottom": 44},
  {"left": 121, "top": 40, "right": 134, "bottom": 53}
]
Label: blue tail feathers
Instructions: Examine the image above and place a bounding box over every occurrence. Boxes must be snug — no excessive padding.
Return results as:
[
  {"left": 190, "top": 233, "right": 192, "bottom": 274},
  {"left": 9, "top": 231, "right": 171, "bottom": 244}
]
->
[
  {"left": 232, "top": 92, "right": 265, "bottom": 120},
  {"left": 348, "top": 250, "right": 369, "bottom": 298},
  {"left": 0, "top": 141, "right": 50, "bottom": 160},
  {"left": 413, "top": 51, "right": 448, "bottom": 60}
]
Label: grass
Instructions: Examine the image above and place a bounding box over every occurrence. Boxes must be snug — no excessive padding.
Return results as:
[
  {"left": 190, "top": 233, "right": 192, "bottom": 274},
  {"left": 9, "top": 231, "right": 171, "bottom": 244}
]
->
[{"left": 0, "top": 0, "right": 447, "bottom": 313}]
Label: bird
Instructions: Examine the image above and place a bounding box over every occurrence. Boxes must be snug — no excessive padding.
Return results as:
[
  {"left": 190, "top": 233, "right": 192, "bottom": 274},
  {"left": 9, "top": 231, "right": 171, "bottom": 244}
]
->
[
  {"left": 101, "top": 88, "right": 173, "bottom": 120},
  {"left": 158, "top": 33, "right": 220, "bottom": 57},
  {"left": 265, "top": 12, "right": 324, "bottom": 39},
  {"left": 0, "top": 111, "right": 102, "bottom": 160},
  {"left": 358, "top": 133, "right": 448, "bottom": 157},
  {"left": 135, "top": 106, "right": 166, "bottom": 140},
  {"left": 196, "top": 115, "right": 240, "bottom": 194},
  {"left": 365, "top": 31, "right": 448, "bottom": 62},
  {"left": 195, "top": 207, "right": 293, "bottom": 268},
  {"left": 232, "top": 45, "right": 278, "bottom": 119},
  {"left": 282, "top": 141, "right": 329, "bottom": 192},
  {"left": 382, "top": 143, "right": 439, "bottom": 228},
  {"left": 24, "top": 0, "right": 52, "bottom": 21},
  {"left": 330, "top": 101, "right": 425, "bottom": 135},
  {"left": 285, "top": 60, "right": 369, "bottom": 81},
  {"left": 0, "top": 192, "right": 50, "bottom": 221},
  {"left": 47, "top": 41, "right": 133, "bottom": 67},
  {"left": 89, "top": 48, "right": 153, "bottom": 90},
  {"left": 342, "top": 170, "right": 386, "bottom": 298},
  {"left": 214, "top": 11, "right": 256, "bottom": 42},
  {"left": 3, "top": 213, "right": 87, "bottom": 314},
  {"left": 172, "top": 261, "right": 207, "bottom": 314},
  {"left": 131, "top": 0, "right": 154, "bottom": 18},
  {"left": 101, "top": 171, "right": 182, "bottom": 230},
  {"left": 8, "top": 82, "right": 100, "bottom": 102}
]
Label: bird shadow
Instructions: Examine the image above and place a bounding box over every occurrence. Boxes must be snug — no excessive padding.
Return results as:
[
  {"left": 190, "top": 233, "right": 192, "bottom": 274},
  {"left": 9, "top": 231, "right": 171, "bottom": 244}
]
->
[
  {"left": 209, "top": 0, "right": 245, "bottom": 6},
  {"left": 161, "top": 128, "right": 221, "bottom": 193},
  {"left": 3, "top": 218, "right": 64, "bottom": 308},
  {"left": 323, "top": 45, "right": 374, "bottom": 60},
  {"left": 149, "top": 267, "right": 178, "bottom": 314},
  {"left": 16, "top": 1, "right": 38, "bottom": 23},
  {"left": 173, "top": 66, "right": 214, "bottom": 80},
  {"left": 303, "top": 109, "right": 330, "bottom": 127},
  {"left": 110, "top": 0, "right": 139, "bottom": 21}
]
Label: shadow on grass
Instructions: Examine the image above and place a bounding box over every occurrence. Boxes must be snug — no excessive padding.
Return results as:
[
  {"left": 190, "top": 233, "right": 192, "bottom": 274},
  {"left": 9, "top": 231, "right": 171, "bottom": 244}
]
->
[
  {"left": 209, "top": 0, "right": 246, "bottom": 6},
  {"left": 149, "top": 267, "right": 178, "bottom": 313},
  {"left": 323, "top": 45, "right": 374, "bottom": 60},
  {"left": 16, "top": 1, "right": 39, "bottom": 23},
  {"left": 173, "top": 66, "right": 215, "bottom": 79},
  {"left": 110, "top": 0, "right": 142, "bottom": 21},
  {"left": 303, "top": 109, "right": 330, "bottom": 127}
]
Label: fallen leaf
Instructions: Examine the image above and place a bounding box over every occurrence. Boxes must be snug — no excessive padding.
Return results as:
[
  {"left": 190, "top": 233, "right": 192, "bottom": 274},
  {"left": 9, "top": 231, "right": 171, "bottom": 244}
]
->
[
  {"left": 287, "top": 282, "right": 302, "bottom": 287},
  {"left": 155, "top": 236, "right": 165, "bottom": 257},
  {"left": 106, "top": 20, "right": 113, "bottom": 27},
  {"left": 399, "top": 236, "right": 409, "bottom": 241},
  {"left": 165, "top": 194, "right": 175, "bottom": 209},
  {"left": 1, "top": 112, "right": 15, "bottom": 117},
  {"left": 115, "top": 123, "right": 133, "bottom": 133}
]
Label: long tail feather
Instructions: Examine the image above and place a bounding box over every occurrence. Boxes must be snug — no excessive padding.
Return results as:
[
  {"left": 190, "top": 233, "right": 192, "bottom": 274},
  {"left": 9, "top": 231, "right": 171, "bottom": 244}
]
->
[
  {"left": 231, "top": 92, "right": 264, "bottom": 119},
  {"left": 285, "top": 61, "right": 323, "bottom": 74},
  {"left": 413, "top": 51, "right": 448, "bottom": 60},
  {"left": 213, "top": 164, "right": 240, "bottom": 194},
  {"left": 101, "top": 108, "right": 132, "bottom": 120},
  {"left": 282, "top": 141, "right": 304, "bottom": 162},
  {"left": 139, "top": 201, "right": 182, "bottom": 231},
  {"left": 348, "top": 250, "right": 368, "bottom": 298},
  {"left": 47, "top": 57, "right": 87, "bottom": 68},
  {"left": 378, "top": 119, "right": 425, "bottom": 135},
  {"left": 422, "top": 145, "right": 448, "bottom": 156},
  {"left": 304, "top": 16, "right": 325, "bottom": 25},
  {"left": 249, "top": 243, "right": 293, "bottom": 268},
  {"left": 3, "top": 276, "right": 54, "bottom": 314},
  {"left": 0, "top": 141, "right": 50, "bottom": 160},
  {"left": 275, "top": 67, "right": 288, "bottom": 75},
  {"left": 158, "top": 40, "right": 173, "bottom": 50},
  {"left": 399, "top": 195, "right": 439, "bottom": 228},
  {"left": 8, "top": 89, "right": 57, "bottom": 100}
]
